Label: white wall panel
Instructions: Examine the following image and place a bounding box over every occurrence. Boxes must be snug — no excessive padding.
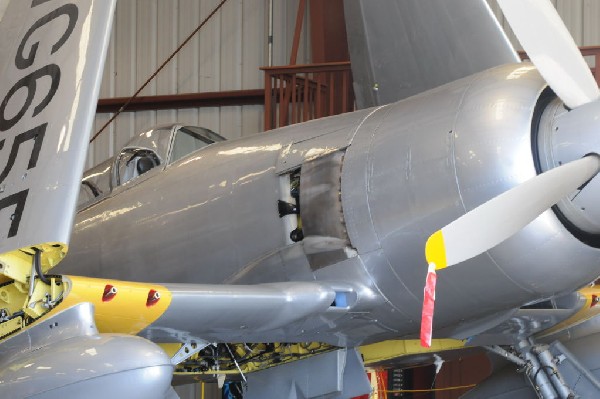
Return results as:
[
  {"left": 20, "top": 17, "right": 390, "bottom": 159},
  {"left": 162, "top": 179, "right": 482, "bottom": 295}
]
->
[
  {"left": 583, "top": 0, "right": 600, "bottom": 46},
  {"left": 176, "top": 0, "right": 202, "bottom": 129},
  {"left": 91, "top": 0, "right": 310, "bottom": 167},
  {"left": 487, "top": 0, "right": 600, "bottom": 50},
  {"left": 557, "top": 0, "right": 584, "bottom": 44},
  {"left": 487, "top": 0, "right": 600, "bottom": 87},
  {"left": 241, "top": 0, "right": 266, "bottom": 136},
  {"left": 111, "top": 0, "right": 137, "bottom": 163}
]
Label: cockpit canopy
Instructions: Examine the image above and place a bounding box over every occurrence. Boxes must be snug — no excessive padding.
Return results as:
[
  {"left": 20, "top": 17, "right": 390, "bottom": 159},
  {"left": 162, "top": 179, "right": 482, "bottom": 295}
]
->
[{"left": 78, "top": 124, "right": 225, "bottom": 208}]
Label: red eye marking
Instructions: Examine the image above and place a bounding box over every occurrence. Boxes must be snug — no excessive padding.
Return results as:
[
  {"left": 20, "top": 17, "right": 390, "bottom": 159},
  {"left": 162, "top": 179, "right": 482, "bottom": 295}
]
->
[
  {"left": 102, "top": 284, "right": 117, "bottom": 302},
  {"left": 146, "top": 289, "right": 160, "bottom": 307}
]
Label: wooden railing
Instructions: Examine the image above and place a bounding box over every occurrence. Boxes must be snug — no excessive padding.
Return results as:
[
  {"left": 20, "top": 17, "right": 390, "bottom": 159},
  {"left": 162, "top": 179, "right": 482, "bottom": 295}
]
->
[
  {"left": 261, "top": 61, "right": 354, "bottom": 130},
  {"left": 261, "top": 46, "right": 600, "bottom": 131},
  {"left": 518, "top": 45, "right": 600, "bottom": 86}
]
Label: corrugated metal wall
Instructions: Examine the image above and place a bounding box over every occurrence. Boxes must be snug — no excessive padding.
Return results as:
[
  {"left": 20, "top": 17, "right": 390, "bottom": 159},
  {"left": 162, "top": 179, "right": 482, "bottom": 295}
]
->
[
  {"left": 91, "top": 0, "right": 600, "bottom": 167},
  {"left": 487, "top": 0, "right": 600, "bottom": 49},
  {"left": 90, "top": 0, "right": 311, "bottom": 168}
]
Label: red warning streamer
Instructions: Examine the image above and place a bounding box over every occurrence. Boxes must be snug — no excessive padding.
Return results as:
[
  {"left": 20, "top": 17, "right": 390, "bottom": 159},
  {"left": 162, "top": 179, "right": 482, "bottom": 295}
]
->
[{"left": 420, "top": 262, "right": 437, "bottom": 348}]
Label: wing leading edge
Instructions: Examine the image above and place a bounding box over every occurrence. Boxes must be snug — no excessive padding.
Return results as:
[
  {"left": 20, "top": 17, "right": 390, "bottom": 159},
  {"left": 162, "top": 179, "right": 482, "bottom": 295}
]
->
[{"left": 56, "top": 276, "right": 347, "bottom": 344}]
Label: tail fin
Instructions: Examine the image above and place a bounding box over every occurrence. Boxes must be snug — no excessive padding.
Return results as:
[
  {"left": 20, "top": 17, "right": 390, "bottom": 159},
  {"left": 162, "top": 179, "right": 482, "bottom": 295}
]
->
[{"left": 344, "top": 0, "right": 519, "bottom": 108}]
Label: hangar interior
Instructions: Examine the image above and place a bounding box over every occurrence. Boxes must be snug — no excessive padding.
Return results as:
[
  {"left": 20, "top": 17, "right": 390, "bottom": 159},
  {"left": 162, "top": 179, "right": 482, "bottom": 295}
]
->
[
  {"left": 90, "top": 0, "right": 600, "bottom": 161},
  {"left": 90, "top": 2, "right": 600, "bottom": 398},
  {"left": 2, "top": 0, "right": 600, "bottom": 398}
]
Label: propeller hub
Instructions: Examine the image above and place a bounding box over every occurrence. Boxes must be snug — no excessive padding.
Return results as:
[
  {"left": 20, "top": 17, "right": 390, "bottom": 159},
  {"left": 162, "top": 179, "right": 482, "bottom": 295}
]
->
[{"left": 536, "top": 96, "right": 600, "bottom": 239}]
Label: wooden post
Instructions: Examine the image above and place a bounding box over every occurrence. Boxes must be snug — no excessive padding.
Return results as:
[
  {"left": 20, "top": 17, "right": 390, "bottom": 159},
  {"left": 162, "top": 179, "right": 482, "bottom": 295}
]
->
[{"left": 289, "top": 0, "right": 306, "bottom": 65}]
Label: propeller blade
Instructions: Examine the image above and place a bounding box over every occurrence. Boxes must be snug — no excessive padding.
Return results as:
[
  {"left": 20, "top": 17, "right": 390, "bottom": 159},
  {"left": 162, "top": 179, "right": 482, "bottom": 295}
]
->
[
  {"left": 426, "top": 155, "right": 600, "bottom": 269},
  {"left": 420, "top": 155, "right": 600, "bottom": 347},
  {"left": 497, "top": 0, "right": 600, "bottom": 109}
]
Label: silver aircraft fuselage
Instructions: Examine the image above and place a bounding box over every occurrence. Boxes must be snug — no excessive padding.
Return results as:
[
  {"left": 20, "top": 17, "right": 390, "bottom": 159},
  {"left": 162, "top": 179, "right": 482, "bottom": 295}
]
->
[{"left": 57, "top": 63, "right": 600, "bottom": 346}]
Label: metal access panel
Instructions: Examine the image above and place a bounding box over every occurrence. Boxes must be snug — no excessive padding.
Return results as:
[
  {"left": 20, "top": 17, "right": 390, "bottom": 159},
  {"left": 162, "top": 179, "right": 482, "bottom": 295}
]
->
[
  {"left": 549, "top": 340, "right": 600, "bottom": 397},
  {"left": 244, "top": 348, "right": 370, "bottom": 399}
]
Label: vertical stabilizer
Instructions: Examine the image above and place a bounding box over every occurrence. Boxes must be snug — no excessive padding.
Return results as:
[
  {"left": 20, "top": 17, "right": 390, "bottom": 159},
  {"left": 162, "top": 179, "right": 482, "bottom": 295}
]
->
[{"left": 344, "top": 0, "right": 519, "bottom": 108}]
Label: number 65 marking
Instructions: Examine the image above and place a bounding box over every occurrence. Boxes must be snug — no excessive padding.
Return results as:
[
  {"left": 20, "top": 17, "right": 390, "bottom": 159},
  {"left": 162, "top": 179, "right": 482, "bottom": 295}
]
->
[{"left": 0, "top": 123, "right": 46, "bottom": 185}]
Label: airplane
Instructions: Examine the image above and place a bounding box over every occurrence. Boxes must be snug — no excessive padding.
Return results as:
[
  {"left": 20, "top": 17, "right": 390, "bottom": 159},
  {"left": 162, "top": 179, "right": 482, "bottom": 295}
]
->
[{"left": 2, "top": 0, "right": 600, "bottom": 398}]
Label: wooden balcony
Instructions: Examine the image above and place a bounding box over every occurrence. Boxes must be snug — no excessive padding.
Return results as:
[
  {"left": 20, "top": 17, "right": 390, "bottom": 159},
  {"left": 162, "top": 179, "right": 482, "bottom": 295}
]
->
[{"left": 261, "top": 61, "right": 354, "bottom": 130}]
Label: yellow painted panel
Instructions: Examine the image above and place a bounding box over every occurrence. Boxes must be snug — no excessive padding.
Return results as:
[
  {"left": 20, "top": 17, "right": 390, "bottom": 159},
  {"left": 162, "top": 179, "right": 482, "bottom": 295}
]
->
[
  {"left": 0, "top": 244, "right": 66, "bottom": 283},
  {"left": 0, "top": 249, "right": 34, "bottom": 284},
  {"left": 0, "top": 283, "right": 28, "bottom": 314},
  {"left": 537, "top": 286, "right": 600, "bottom": 337},
  {"left": 360, "top": 338, "right": 465, "bottom": 365},
  {"left": 0, "top": 316, "right": 22, "bottom": 338},
  {"left": 159, "top": 343, "right": 182, "bottom": 358},
  {"left": 53, "top": 276, "right": 172, "bottom": 335},
  {"left": 425, "top": 230, "right": 447, "bottom": 270}
]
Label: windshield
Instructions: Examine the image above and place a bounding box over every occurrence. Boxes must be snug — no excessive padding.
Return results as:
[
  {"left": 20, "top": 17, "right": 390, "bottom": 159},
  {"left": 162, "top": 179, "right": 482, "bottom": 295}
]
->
[{"left": 169, "top": 126, "right": 226, "bottom": 164}]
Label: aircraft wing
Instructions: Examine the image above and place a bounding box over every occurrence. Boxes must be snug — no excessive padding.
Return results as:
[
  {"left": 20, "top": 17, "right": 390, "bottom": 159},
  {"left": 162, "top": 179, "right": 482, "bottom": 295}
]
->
[
  {"left": 55, "top": 276, "right": 342, "bottom": 344},
  {"left": 0, "top": 0, "right": 114, "bottom": 266}
]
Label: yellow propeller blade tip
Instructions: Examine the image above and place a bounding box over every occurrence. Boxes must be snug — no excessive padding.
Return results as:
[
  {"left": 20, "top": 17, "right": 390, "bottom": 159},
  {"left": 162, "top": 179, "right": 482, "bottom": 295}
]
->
[{"left": 425, "top": 230, "right": 447, "bottom": 270}]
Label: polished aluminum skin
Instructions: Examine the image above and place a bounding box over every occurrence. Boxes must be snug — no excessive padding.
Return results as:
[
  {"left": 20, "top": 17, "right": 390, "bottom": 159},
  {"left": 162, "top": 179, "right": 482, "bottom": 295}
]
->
[
  {"left": 5, "top": 1, "right": 600, "bottom": 397},
  {"left": 61, "top": 111, "right": 371, "bottom": 284},
  {"left": 244, "top": 349, "right": 370, "bottom": 399},
  {"left": 56, "top": 63, "right": 600, "bottom": 347},
  {"left": 462, "top": 313, "right": 600, "bottom": 399},
  {"left": 0, "top": 303, "right": 173, "bottom": 399},
  {"left": 340, "top": 62, "right": 600, "bottom": 339},
  {"left": 344, "top": 0, "right": 519, "bottom": 108},
  {"left": 139, "top": 281, "right": 337, "bottom": 343},
  {"left": 537, "top": 96, "right": 600, "bottom": 239}
]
